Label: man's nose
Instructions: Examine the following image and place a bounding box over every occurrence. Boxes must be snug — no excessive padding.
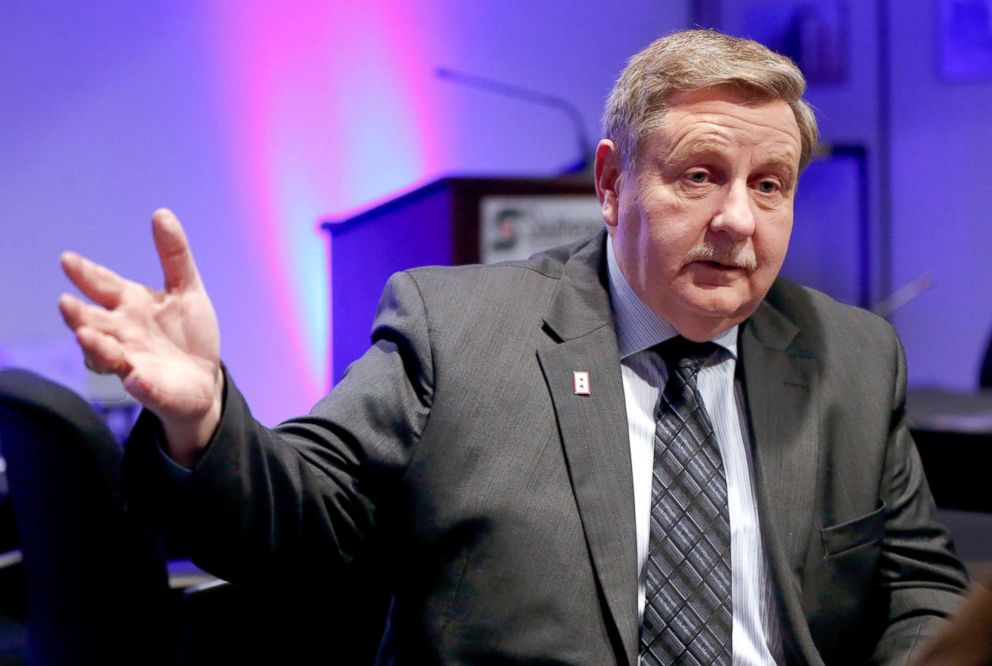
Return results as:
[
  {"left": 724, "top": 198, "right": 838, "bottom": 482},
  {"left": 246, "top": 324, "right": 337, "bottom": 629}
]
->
[{"left": 709, "top": 180, "right": 756, "bottom": 239}]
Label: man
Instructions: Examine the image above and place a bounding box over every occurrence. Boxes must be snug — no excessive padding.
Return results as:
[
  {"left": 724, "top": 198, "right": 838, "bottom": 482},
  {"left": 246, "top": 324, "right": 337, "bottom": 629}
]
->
[{"left": 59, "top": 30, "right": 967, "bottom": 664}]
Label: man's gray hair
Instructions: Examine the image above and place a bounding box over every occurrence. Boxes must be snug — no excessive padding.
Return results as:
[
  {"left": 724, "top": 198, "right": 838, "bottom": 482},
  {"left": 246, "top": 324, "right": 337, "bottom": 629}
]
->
[{"left": 602, "top": 29, "right": 819, "bottom": 171}]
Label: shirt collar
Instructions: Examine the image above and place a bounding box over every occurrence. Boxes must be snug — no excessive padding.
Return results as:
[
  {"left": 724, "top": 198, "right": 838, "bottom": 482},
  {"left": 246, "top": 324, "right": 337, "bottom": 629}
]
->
[{"left": 606, "top": 234, "right": 739, "bottom": 360}]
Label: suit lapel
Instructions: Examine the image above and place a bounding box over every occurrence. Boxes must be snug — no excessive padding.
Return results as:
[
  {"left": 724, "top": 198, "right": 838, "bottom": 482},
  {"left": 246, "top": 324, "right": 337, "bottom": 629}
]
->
[
  {"left": 740, "top": 296, "right": 822, "bottom": 663},
  {"left": 537, "top": 235, "right": 639, "bottom": 666},
  {"left": 535, "top": 242, "right": 828, "bottom": 664}
]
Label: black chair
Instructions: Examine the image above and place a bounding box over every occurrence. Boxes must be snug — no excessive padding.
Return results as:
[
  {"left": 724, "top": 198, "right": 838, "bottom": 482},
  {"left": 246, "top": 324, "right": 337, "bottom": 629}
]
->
[
  {"left": 980, "top": 330, "right": 992, "bottom": 389},
  {"left": 0, "top": 369, "right": 378, "bottom": 665},
  {"left": 0, "top": 368, "right": 174, "bottom": 665}
]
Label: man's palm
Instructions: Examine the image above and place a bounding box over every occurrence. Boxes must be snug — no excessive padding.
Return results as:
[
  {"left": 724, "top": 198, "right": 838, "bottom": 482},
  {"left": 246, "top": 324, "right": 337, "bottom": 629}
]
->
[{"left": 59, "top": 209, "right": 222, "bottom": 462}]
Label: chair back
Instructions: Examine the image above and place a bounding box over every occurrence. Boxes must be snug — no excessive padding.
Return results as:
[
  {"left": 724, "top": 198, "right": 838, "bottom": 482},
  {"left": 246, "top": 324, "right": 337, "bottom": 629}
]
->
[
  {"left": 0, "top": 368, "right": 171, "bottom": 665},
  {"left": 980, "top": 333, "right": 992, "bottom": 389}
]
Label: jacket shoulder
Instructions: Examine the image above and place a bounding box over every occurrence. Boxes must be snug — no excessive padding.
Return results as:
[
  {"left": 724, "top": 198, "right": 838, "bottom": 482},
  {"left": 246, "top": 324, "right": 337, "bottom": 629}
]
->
[
  {"left": 762, "top": 278, "right": 900, "bottom": 359},
  {"left": 397, "top": 232, "right": 600, "bottom": 292}
]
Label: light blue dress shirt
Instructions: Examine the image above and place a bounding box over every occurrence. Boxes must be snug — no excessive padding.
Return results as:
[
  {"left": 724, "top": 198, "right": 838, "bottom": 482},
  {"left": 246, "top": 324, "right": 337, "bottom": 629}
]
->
[{"left": 606, "top": 236, "right": 781, "bottom": 665}]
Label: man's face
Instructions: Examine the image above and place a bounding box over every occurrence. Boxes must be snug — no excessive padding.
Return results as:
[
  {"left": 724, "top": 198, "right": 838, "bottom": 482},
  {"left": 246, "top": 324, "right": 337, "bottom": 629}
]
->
[{"left": 595, "top": 87, "right": 802, "bottom": 340}]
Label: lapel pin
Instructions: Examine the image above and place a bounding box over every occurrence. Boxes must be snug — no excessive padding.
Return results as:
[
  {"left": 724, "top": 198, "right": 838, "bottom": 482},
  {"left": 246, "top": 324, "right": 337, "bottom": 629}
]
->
[{"left": 573, "top": 371, "right": 590, "bottom": 396}]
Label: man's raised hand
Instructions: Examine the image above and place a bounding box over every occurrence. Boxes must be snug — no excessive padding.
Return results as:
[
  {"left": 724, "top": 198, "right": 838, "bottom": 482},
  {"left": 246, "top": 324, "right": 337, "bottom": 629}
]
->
[{"left": 59, "top": 208, "right": 222, "bottom": 467}]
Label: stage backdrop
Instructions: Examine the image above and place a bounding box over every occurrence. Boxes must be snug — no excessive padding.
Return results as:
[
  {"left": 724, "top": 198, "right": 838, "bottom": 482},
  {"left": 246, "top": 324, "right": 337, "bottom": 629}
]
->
[{"left": 0, "top": 1, "right": 688, "bottom": 424}]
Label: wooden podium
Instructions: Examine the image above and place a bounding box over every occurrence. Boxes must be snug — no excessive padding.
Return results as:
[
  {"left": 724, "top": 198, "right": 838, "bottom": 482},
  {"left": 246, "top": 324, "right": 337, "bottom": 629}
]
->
[{"left": 321, "top": 176, "right": 599, "bottom": 383}]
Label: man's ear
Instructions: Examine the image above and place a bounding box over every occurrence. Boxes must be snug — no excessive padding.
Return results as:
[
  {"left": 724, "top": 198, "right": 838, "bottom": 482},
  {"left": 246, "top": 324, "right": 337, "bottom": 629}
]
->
[{"left": 594, "top": 139, "right": 622, "bottom": 228}]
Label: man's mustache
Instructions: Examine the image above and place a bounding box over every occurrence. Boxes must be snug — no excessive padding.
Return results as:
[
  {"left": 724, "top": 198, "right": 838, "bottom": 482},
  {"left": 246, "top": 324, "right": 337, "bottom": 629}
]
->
[{"left": 682, "top": 242, "right": 757, "bottom": 271}]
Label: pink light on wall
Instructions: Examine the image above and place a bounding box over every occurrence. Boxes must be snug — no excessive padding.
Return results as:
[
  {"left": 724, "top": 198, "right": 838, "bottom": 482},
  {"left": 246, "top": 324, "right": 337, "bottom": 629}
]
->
[
  {"left": 1, "top": 1, "right": 685, "bottom": 426},
  {"left": 199, "top": 1, "right": 440, "bottom": 415}
]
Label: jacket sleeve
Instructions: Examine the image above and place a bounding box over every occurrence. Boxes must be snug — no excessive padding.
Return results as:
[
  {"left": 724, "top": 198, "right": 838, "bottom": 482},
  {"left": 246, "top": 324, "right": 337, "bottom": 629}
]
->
[
  {"left": 870, "top": 336, "right": 969, "bottom": 664},
  {"left": 122, "top": 269, "right": 434, "bottom": 583}
]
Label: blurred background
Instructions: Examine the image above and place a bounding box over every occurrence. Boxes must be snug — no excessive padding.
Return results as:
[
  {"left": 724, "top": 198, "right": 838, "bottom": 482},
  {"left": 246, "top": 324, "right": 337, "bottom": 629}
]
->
[{"left": 1, "top": 0, "right": 991, "bottom": 426}]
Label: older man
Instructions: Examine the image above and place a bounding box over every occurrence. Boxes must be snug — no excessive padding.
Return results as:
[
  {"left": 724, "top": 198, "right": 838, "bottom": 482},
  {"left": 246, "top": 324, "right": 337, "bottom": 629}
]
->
[{"left": 60, "top": 29, "right": 966, "bottom": 665}]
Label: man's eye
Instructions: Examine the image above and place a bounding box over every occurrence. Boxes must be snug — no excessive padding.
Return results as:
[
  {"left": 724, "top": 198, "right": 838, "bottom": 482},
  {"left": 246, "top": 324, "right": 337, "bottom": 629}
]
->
[
  {"left": 685, "top": 171, "right": 708, "bottom": 183},
  {"left": 756, "top": 180, "right": 780, "bottom": 193}
]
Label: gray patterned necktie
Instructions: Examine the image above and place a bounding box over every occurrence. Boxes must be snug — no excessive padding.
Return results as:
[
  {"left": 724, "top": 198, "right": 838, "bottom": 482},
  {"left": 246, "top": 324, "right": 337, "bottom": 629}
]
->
[{"left": 640, "top": 337, "right": 732, "bottom": 665}]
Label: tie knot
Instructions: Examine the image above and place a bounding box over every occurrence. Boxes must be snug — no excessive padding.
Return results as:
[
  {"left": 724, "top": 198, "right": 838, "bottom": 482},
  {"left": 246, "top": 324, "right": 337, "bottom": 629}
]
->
[{"left": 655, "top": 336, "right": 719, "bottom": 375}]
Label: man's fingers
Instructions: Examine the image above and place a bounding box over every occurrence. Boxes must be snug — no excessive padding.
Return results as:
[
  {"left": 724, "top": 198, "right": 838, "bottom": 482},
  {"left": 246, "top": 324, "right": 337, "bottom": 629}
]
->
[
  {"left": 58, "top": 293, "right": 89, "bottom": 331},
  {"left": 58, "top": 292, "right": 120, "bottom": 333},
  {"left": 60, "top": 251, "right": 128, "bottom": 308},
  {"left": 74, "top": 326, "right": 131, "bottom": 377},
  {"left": 152, "top": 208, "right": 202, "bottom": 292}
]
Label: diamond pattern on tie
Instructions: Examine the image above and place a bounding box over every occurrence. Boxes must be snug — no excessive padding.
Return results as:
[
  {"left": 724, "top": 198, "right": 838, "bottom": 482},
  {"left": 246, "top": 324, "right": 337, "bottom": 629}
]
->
[{"left": 640, "top": 338, "right": 732, "bottom": 666}]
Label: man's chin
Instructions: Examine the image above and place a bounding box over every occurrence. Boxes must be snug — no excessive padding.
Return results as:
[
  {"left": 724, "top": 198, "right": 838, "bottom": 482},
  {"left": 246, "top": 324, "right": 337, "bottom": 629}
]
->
[
  {"left": 676, "top": 287, "right": 761, "bottom": 329},
  {"left": 682, "top": 284, "right": 751, "bottom": 312},
  {"left": 646, "top": 281, "right": 763, "bottom": 336}
]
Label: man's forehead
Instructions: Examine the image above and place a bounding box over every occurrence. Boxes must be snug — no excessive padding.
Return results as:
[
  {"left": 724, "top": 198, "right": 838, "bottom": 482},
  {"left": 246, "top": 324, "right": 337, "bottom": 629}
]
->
[
  {"left": 667, "top": 96, "right": 798, "bottom": 134},
  {"left": 644, "top": 94, "right": 800, "bottom": 159},
  {"left": 663, "top": 133, "right": 799, "bottom": 161}
]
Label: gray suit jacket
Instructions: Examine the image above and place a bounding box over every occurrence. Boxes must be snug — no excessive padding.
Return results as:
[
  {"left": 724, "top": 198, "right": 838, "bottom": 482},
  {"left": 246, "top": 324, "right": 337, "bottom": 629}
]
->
[{"left": 125, "top": 232, "right": 967, "bottom": 664}]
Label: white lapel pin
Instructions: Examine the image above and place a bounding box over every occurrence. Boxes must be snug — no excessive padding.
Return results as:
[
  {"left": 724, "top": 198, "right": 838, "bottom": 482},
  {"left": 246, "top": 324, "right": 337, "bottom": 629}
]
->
[{"left": 573, "top": 371, "right": 590, "bottom": 396}]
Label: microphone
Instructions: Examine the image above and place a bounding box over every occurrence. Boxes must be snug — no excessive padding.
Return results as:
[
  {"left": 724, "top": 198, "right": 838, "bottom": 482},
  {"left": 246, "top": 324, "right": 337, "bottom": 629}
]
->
[
  {"left": 436, "top": 67, "right": 594, "bottom": 175},
  {"left": 871, "top": 273, "right": 933, "bottom": 318}
]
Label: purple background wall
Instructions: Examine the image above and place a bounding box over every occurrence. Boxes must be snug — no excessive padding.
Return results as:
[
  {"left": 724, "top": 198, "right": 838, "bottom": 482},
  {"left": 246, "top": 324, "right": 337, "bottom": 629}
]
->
[
  {"left": 718, "top": 0, "right": 992, "bottom": 394},
  {"left": 888, "top": 2, "right": 992, "bottom": 395},
  {"left": 0, "top": 1, "right": 688, "bottom": 424},
  {"left": 2, "top": 1, "right": 990, "bottom": 426}
]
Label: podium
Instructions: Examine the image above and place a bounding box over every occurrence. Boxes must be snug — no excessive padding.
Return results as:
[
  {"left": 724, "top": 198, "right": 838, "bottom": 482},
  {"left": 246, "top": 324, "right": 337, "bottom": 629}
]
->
[{"left": 321, "top": 176, "right": 600, "bottom": 383}]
